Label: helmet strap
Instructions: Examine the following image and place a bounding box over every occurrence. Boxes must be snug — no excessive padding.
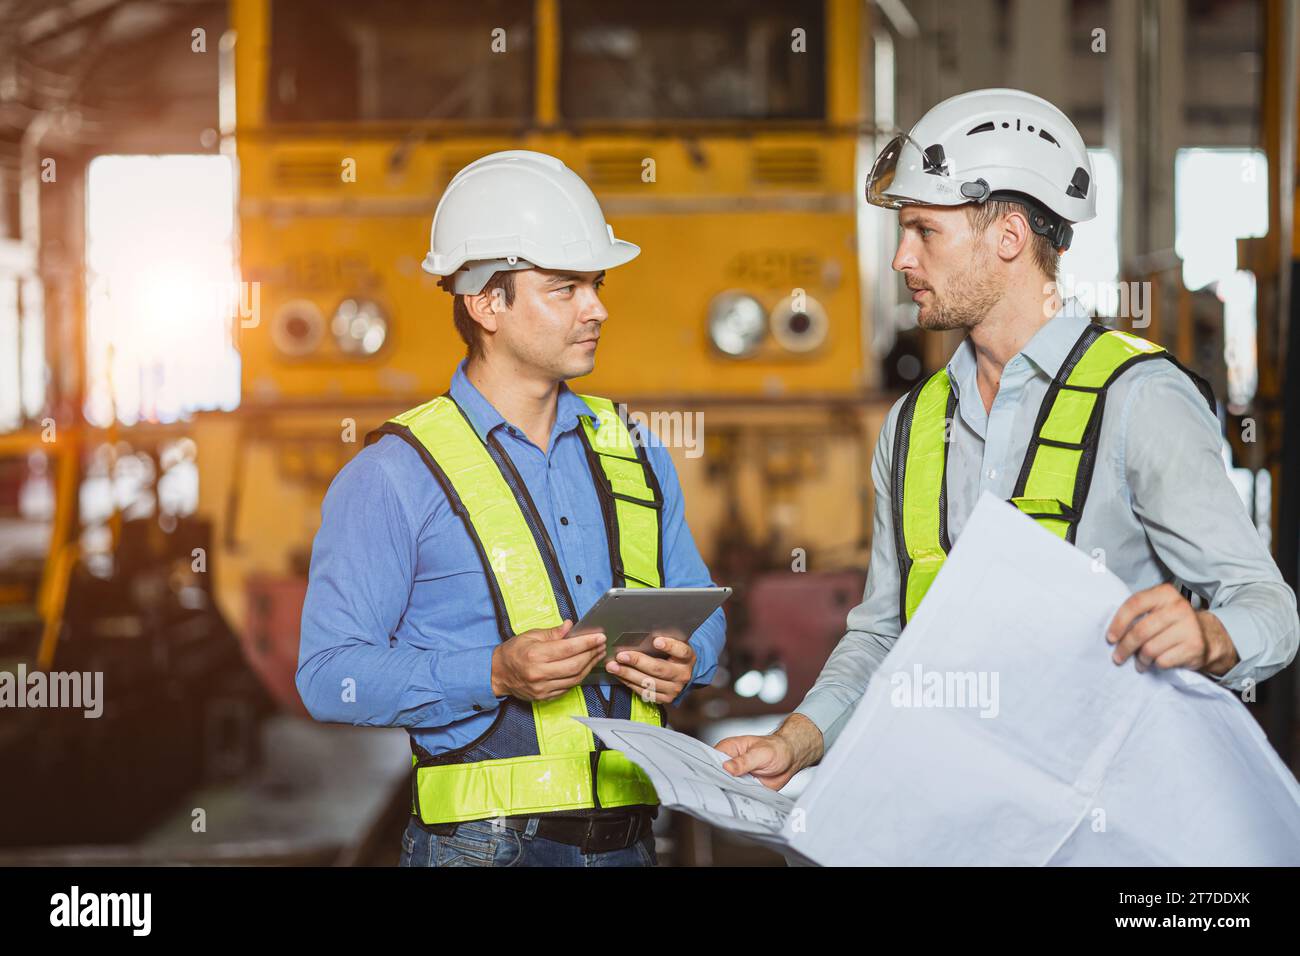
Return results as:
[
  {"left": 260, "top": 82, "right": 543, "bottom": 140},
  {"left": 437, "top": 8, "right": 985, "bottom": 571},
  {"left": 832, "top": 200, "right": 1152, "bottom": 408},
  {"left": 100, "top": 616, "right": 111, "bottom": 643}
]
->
[{"left": 985, "top": 190, "right": 1074, "bottom": 252}]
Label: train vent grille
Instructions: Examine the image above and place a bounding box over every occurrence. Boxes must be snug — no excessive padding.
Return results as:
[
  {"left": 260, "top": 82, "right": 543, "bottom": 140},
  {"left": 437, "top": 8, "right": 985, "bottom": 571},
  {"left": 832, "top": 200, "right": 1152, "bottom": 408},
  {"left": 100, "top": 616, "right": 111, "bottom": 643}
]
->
[
  {"left": 272, "top": 155, "right": 348, "bottom": 189},
  {"left": 751, "top": 147, "right": 823, "bottom": 187},
  {"left": 586, "top": 151, "right": 651, "bottom": 188}
]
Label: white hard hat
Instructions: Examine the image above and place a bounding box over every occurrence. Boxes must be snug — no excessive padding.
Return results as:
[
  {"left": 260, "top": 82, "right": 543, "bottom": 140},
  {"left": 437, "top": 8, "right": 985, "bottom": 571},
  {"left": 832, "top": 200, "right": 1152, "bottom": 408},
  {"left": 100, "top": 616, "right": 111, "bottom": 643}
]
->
[
  {"left": 866, "top": 88, "right": 1095, "bottom": 251},
  {"left": 423, "top": 149, "right": 640, "bottom": 294}
]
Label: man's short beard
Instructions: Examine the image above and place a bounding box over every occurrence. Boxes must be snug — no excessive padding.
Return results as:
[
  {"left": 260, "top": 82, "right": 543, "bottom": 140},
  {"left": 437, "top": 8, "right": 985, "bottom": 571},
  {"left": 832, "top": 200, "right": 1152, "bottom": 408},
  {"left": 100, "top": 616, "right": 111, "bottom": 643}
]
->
[{"left": 917, "top": 245, "right": 1006, "bottom": 332}]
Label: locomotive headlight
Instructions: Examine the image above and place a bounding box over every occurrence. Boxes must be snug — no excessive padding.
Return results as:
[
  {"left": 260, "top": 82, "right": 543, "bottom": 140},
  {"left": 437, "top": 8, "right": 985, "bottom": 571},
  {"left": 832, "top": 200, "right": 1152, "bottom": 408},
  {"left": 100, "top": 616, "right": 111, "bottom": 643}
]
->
[
  {"left": 770, "top": 292, "right": 829, "bottom": 353},
  {"left": 707, "top": 291, "right": 766, "bottom": 357},
  {"left": 331, "top": 297, "right": 388, "bottom": 356},
  {"left": 270, "top": 299, "right": 324, "bottom": 357}
]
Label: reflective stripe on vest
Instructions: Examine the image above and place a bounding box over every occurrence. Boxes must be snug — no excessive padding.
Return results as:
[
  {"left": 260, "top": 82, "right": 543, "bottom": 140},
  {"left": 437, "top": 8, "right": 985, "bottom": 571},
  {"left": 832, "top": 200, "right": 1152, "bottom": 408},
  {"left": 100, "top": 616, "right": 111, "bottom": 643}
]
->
[
  {"left": 576, "top": 395, "right": 665, "bottom": 590},
  {"left": 365, "top": 393, "right": 663, "bottom": 823},
  {"left": 892, "top": 324, "right": 1216, "bottom": 629}
]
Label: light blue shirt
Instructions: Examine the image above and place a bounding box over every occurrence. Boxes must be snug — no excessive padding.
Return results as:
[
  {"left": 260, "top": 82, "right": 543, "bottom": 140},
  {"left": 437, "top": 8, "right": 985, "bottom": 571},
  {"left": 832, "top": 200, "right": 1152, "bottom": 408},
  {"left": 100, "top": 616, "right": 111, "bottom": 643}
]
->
[
  {"left": 297, "top": 360, "right": 726, "bottom": 756},
  {"left": 796, "top": 298, "right": 1299, "bottom": 751}
]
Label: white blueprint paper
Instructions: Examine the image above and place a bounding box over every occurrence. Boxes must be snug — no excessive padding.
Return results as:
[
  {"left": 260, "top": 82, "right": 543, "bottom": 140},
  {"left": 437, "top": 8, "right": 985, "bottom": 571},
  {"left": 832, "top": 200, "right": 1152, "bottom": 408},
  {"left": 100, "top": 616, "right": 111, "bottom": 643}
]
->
[
  {"left": 576, "top": 717, "right": 806, "bottom": 859},
  {"left": 583, "top": 492, "right": 1300, "bottom": 866}
]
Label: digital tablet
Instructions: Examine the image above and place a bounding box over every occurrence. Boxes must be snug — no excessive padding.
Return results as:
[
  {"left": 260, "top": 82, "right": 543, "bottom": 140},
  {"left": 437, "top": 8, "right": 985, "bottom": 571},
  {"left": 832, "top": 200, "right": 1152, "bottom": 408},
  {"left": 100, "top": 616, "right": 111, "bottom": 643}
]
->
[{"left": 571, "top": 587, "right": 731, "bottom": 685}]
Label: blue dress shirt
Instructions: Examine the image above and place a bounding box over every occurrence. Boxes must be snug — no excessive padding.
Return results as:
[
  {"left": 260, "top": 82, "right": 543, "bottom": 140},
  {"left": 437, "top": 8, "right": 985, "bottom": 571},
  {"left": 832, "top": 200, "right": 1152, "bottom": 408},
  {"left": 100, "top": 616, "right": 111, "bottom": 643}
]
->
[{"left": 297, "top": 360, "right": 726, "bottom": 756}]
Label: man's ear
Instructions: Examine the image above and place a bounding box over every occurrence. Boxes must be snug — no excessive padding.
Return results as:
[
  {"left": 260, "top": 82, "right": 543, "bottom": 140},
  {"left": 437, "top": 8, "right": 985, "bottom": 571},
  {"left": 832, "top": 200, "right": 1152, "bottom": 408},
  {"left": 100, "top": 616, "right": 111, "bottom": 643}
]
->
[
  {"left": 996, "top": 208, "right": 1032, "bottom": 265},
  {"left": 993, "top": 208, "right": 1034, "bottom": 264},
  {"left": 464, "top": 288, "right": 505, "bottom": 334}
]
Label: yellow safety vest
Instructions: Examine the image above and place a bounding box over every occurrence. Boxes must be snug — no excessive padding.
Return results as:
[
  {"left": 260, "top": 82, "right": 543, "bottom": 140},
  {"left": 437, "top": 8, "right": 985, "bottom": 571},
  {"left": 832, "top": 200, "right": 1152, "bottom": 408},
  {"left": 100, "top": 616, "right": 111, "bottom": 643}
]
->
[
  {"left": 365, "top": 393, "right": 665, "bottom": 824},
  {"left": 893, "top": 324, "right": 1216, "bottom": 628}
]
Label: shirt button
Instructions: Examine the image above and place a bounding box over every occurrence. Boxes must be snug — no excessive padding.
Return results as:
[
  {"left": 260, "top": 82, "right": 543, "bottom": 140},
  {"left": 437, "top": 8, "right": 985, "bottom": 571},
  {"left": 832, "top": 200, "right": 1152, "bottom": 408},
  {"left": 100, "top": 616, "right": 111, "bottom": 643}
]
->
[
  {"left": 561, "top": 516, "right": 569, "bottom": 525},
  {"left": 575, "top": 574, "right": 583, "bottom": 584},
  {"left": 472, "top": 704, "right": 482, "bottom": 712},
  {"left": 987, "top": 468, "right": 997, "bottom": 479}
]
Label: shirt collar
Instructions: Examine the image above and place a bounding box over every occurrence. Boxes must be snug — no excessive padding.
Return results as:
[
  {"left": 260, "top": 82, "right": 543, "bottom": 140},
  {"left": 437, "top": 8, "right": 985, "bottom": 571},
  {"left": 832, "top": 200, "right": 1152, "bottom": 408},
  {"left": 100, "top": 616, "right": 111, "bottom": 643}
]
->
[
  {"left": 945, "top": 296, "right": 1092, "bottom": 389},
  {"left": 448, "top": 359, "right": 600, "bottom": 443}
]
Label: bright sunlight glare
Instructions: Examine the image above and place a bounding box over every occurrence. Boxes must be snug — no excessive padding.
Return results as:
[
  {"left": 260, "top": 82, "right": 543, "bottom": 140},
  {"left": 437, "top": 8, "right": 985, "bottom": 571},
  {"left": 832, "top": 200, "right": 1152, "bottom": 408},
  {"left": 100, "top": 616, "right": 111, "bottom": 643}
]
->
[{"left": 85, "top": 154, "right": 241, "bottom": 426}]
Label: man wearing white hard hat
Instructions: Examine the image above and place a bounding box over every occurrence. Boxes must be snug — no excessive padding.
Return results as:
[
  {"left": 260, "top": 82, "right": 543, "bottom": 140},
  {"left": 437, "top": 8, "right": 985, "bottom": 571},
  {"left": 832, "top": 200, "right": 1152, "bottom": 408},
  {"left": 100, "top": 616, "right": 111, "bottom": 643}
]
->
[
  {"left": 718, "top": 88, "right": 1298, "bottom": 789},
  {"left": 298, "top": 150, "right": 725, "bottom": 865}
]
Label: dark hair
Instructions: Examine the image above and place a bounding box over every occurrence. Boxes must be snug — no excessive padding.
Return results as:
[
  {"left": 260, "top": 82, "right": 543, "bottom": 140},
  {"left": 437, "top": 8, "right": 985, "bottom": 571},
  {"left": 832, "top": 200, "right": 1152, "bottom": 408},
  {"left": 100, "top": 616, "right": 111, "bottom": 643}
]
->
[
  {"left": 451, "top": 270, "right": 516, "bottom": 361},
  {"left": 964, "top": 199, "right": 1060, "bottom": 283}
]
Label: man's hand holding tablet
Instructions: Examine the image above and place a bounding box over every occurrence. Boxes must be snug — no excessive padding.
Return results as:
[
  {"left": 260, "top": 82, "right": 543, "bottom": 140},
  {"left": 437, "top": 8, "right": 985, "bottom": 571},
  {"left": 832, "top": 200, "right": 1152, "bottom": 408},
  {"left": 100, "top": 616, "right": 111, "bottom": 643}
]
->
[
  {"left": 605, "top": 630, "right": 697, "bottom": 703},
  {"left": 570, "top": 586, "right": 732, "bottom": 702}
]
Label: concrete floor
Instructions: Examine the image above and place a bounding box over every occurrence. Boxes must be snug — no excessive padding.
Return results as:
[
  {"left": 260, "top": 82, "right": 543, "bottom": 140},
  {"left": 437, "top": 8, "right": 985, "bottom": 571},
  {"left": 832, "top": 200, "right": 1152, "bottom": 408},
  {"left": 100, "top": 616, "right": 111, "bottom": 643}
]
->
[{"left": 0, "top": 716, "right": 410, "bottom": 865}]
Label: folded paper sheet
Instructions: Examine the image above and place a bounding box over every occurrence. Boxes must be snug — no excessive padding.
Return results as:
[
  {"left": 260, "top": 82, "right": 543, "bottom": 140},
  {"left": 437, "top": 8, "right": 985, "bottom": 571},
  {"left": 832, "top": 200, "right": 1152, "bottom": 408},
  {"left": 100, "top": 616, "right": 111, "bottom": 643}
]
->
[{"left": 582, "top": 492, "right": 1300, "bottom": 865}]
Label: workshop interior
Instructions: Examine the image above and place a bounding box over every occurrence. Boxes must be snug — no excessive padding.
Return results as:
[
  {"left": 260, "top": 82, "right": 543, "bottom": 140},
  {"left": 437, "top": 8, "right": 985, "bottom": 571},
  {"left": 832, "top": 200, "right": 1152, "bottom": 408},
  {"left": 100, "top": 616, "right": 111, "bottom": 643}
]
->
[{"left": 0, "top": 0, "right": 1298, "bottom": 868}]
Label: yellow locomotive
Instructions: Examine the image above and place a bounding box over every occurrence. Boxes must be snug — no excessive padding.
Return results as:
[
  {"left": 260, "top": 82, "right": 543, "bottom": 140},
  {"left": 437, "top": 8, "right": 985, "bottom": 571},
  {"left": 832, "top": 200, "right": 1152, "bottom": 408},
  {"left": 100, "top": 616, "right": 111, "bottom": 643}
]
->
[{"left": 204, "top": 0, "right": 887, "bottom": 712}]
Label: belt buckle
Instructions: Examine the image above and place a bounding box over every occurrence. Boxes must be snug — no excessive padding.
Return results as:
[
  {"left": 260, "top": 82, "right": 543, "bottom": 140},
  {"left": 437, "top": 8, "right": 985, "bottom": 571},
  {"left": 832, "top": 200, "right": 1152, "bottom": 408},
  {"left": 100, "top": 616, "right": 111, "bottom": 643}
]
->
[{"left": 580, "top": 815, "right": 638, "bottom": 855}]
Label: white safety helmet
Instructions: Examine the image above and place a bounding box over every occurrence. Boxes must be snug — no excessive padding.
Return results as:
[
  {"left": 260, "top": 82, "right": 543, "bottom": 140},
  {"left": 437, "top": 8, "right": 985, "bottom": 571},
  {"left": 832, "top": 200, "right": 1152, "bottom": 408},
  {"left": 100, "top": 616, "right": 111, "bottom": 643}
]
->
[
  {"left": 866, "top": 88, "right": 1095, "bottom": 251},
  {"left": 423, "top": 149, "right": 639, "bottom": 294}
]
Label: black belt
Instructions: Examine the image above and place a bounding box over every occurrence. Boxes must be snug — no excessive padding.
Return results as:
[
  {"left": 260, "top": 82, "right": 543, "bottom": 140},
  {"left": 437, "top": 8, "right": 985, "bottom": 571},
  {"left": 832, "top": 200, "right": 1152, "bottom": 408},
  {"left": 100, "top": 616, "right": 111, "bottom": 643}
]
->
[{"left": 423, "top": 808, "right": 655, "bottom": 855}]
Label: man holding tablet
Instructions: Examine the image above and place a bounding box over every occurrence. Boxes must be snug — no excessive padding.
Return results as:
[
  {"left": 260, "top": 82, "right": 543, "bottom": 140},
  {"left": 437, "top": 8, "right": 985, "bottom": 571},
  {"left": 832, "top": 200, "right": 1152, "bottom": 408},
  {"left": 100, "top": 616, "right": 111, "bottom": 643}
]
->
[{"left": 296, "top": 151, "right": 726, "bottom": 867}]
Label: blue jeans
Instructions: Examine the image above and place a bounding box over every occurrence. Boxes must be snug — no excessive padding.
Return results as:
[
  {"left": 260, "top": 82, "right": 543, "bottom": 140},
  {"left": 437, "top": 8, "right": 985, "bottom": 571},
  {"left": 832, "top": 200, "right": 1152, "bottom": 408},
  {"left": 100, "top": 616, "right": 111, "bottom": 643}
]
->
[{"left": 398, "top": 816, "right": 658, "bottom": 867}]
